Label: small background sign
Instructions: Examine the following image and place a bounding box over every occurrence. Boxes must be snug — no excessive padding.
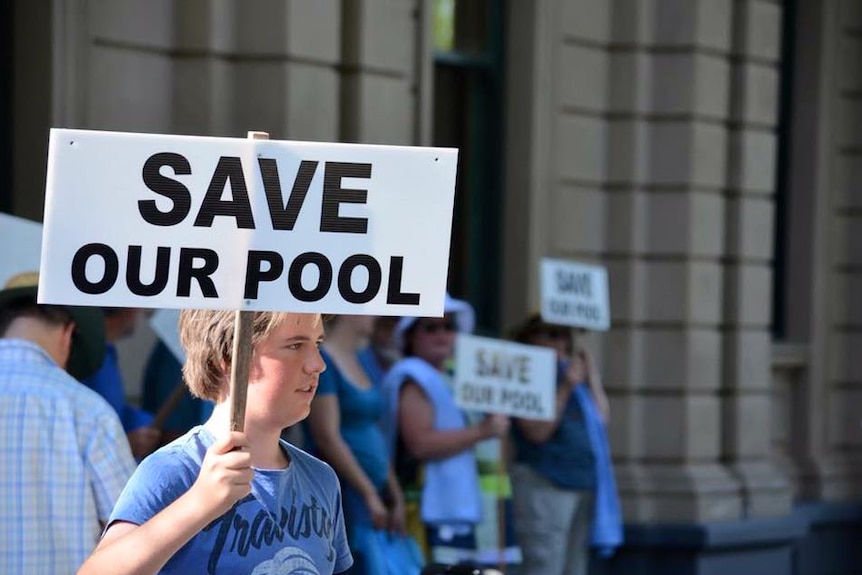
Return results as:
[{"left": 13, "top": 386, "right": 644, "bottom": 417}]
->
[
  {"left": 540, "top": 258, "right": 610, "bottom": 331},
  {"left": 454, "top": 333, "right": 556, "bottom": 420},
  {"left": 0, "top": 213, "right": 43, "bottom": 286}
]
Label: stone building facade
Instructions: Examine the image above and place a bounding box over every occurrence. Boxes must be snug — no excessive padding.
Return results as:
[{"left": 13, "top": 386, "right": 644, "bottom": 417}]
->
[{"left": 2, "top": 1, "right": 860, "bottom": 572}]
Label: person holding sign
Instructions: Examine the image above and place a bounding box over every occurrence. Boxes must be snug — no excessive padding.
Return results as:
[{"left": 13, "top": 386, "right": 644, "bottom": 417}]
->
[
  {"left": 381, "top": 295, "right": 509, "bottom": 565},
  {"left": 77, "top": 310, "right": 353, "bottom": 575},
  {"left": 508, "top": 313, "right": 621, "bottom": 575},
  {"left": 306, "top": 315, "right": 418, "bottom": 575},
  {"left": 0, "top": 272, "right": 135, "bottom": 575}
]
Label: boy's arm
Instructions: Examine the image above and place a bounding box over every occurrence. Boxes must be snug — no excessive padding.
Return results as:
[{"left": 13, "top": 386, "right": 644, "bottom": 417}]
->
[{"left": 77, "top": 432, "right": 253, "bottom": 575}]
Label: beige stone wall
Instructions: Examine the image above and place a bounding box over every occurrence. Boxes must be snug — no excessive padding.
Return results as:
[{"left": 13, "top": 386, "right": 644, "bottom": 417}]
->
[
  {"left": 503, "top": 0, "right": 793, "bottom": 522},
  {"left": 51, "top": 0, "right": 428, "bottom": 143},
  {"left": 723, "top": 0, "right": 789, "bottom": 517},
  {"left": 9, "top": 0, "right": 861, "bottom": 523},
  {"left": 341, "top": 0, "right": 431, "bottom": 145},
  {"left": 68, "top": 0, "right": 343, "bottom": 138}
]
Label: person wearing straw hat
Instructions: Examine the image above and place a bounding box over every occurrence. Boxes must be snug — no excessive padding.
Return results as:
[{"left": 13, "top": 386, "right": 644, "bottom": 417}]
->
[
  {"left": 78, "top": 310, "right": 353, "bottom": 575},
  {"left": 0, "top": 271, "right": 136, "bottom": 575},
  {"left": 381, "top": 294, "right": 509, "bottom": 565}
]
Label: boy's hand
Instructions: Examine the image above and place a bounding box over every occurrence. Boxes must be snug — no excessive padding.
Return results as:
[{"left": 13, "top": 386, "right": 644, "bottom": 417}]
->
[{"left": 190, "top": 432, "right": 253, "bottom": 517}]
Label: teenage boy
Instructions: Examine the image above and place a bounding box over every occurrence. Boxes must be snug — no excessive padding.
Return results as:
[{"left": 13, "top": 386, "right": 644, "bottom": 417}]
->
[{"left": 77, "top": 310, "right": 353, "bottom": 575}]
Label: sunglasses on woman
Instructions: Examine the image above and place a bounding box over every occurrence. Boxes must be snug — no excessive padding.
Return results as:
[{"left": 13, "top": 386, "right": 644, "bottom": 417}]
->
[
  {"left": 416, "top": 320, "right": 458, "bottom": 334},
  {"left": 534, "top": 327, "right": 569, "bottom": 340}
]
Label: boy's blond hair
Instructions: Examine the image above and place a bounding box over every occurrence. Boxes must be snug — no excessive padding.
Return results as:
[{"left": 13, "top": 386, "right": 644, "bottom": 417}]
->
[{"left": 179, "top": 310, "right": 320, "bottom": 401}]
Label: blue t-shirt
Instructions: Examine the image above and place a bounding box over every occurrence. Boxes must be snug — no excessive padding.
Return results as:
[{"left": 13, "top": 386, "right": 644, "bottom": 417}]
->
[
  {"left": 109, "top": 426, "right": 353, "bottom": 575},
  {"left": 312, "top": 350, "right": 389, "bottom": 490}
]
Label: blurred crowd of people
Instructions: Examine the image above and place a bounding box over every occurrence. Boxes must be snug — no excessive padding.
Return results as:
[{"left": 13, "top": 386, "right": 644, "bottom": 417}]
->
[{"left": 0, "top": 270, "right": 619, "bottom": 575}]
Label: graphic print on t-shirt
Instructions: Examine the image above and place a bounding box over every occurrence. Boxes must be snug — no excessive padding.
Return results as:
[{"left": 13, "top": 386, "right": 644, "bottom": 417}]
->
[
  {"left": 251, "top": 547, "right": 320, "bottom": 575},
  {"left": 202, "top": 489, "right": 335, "bottom": 575}
]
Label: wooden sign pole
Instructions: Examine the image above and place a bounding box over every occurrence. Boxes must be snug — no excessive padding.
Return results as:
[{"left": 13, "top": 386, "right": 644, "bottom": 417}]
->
[
  {"left": 497, "top": 447, "right": 508, "bottom": 574},
  {"left": 229, "top": 130, "right": 269, "bottom": 433}
]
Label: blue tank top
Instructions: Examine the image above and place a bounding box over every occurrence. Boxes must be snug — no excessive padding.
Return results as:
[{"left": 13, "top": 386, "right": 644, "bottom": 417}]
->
[{"left": 312, "top": 349, "right": 390, "bottom": 490}]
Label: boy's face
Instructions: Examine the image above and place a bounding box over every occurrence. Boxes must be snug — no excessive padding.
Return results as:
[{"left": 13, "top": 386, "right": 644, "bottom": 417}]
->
[{"left": 246, "top": 313, "right": 326, "bottom": 429}]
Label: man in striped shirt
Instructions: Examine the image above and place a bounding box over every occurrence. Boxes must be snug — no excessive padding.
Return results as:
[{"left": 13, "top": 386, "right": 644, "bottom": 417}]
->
[{"left": 0, "top": 272, "right": 136, "bottom": 574}]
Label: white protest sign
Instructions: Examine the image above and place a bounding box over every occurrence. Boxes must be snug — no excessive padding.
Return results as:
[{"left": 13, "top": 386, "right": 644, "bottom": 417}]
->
[
  {"left": 38, "top": 129, "right": 458, "bottom": 315},
  {"left": 454, "top": 333, "right": 556, "bottom": 420},
  {"left": 0, "top": 213, "right": 43, "bottom": 286},
  {"left": 540, "top": 258, "right": 610, "bottom": 330},
  {"left": 149, "top": 308, "right": 185, "bottom": 364}
]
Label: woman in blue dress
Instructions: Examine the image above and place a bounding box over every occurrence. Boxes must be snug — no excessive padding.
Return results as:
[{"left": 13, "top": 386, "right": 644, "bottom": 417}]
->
[{"left": 306, "top": 315, "right": 408, "bottom": 575}]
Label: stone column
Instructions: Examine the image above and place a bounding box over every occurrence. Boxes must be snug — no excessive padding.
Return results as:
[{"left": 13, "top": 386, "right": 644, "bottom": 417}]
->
[
  {"left": 780, "top": 0, "right": 862, "bottom": 503},
  {"left": 607, "top": 0, "right": 743, "bottom": 523},
  {"left": 818, "top": 0, "right": 862, "bottom": 500},
  {"left": 603, "top": 0, "right": 652, "bottom": 523},
  {"left": 80, "top": 0, "right": 342, "bottom": 140},
  {"left": 224, "top": 0, "right": 342, "bottom": 140},
  {"left": 721, "top": 0, "right": 791, "bottom": 517},
  {"left": 341, "top": 0, "right": 425, "bottom": 145},
  {"left": 501, "top": 0, "right": 559, "bottom": 325}
]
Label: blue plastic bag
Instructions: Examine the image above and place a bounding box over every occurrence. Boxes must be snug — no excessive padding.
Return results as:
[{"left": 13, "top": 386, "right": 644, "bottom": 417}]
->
[{"left": 376, "top": 531, "right": 424, "bottom": 575}]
